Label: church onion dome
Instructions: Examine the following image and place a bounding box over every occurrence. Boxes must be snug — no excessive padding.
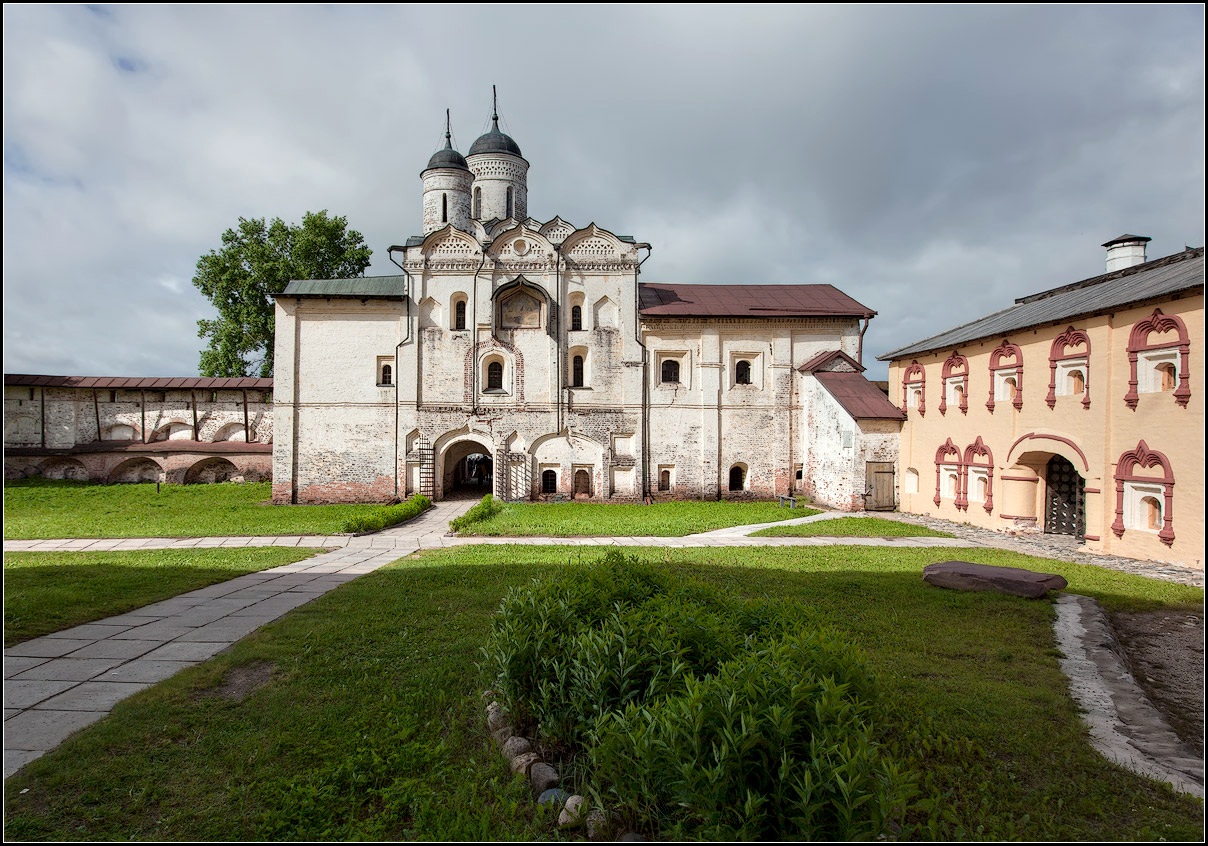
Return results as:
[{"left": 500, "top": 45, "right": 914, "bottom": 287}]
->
[
  {"left": 423, "top": 138, "right": 469, "bottom": 172},
  {"left": 469, "top": 115, "right": 523, "bottom": 157}
]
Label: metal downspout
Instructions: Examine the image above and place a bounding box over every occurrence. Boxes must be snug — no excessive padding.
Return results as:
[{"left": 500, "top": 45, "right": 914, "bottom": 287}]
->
[
  {"left": 471, "top": 246, "right": 487, "bottom": 415},
  {"left": 388, "top": 247, "right": 414, "bottom": 500},
  {"left": 635, "top": 244, "right": 653, "bottom": 499},
  {"left": 555, "top": 242, "right": 563, "bottom": 436}
]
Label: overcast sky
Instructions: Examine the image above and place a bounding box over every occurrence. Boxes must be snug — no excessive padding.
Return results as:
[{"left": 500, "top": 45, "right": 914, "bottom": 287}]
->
[{"left": 4, "top": 4, "right": 1204, "bottom": 381}]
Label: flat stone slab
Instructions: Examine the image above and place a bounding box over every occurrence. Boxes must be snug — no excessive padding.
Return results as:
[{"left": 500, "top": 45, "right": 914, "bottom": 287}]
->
[{"left": 923, "top": 561, "right": 1068, "bottom": 599}]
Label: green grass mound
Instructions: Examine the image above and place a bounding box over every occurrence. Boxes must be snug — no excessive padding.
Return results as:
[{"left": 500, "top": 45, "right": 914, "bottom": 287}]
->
[
  {"left": 340, "top": 494, "right": 431, "bottom": 534},
  {"left": 450, "top": 494, "right": 504, "bottom": 533},
  {"left": 482, "top": 551, "right": 914, "bottom": 839}
]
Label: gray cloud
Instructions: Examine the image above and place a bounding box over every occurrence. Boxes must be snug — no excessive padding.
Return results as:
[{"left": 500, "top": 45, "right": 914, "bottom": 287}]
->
[{"left": 4, "top": 4, "right": 1203, "bottom": 380}]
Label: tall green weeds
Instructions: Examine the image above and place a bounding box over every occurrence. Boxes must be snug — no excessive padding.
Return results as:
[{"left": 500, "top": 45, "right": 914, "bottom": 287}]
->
[{"left": 481, "top": 551, "right": 915, "bottom": 839}]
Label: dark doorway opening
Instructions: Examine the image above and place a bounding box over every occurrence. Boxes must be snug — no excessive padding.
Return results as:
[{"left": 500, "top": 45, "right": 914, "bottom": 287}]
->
[
  {"left": 573, "top": 469, "right": 591, "bottom": 498},
  {"left": 1044, "top": 455, "right": 1084, "bottom": 538},
  {"left": 453, "top": 452, "right": 493, "bottom": 491}
]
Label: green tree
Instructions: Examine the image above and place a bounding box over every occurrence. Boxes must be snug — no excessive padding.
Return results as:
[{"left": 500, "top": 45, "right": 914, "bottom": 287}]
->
[{"left": 193, "top": 210, "right": 372, "bottom": 377}]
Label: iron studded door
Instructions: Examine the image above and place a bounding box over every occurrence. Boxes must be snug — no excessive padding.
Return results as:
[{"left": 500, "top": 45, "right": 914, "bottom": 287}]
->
[
  {"left": 1044, "top": 455, "right": 1084, "bottom": 537},
  {"left": 865, "top": 462, "right": 896, "bottom": 511}
]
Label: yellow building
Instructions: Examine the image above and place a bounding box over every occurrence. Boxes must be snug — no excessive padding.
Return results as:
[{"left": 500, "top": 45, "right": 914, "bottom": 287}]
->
[{"left": 880, "top": 237, "right": 1204, "bottom": 569}]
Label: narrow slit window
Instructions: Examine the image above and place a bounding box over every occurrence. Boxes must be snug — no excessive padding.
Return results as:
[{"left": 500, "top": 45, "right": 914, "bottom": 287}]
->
[
  {"left": 455, "top": 300, "right": 466, "bottom": 330},
  {"left": 572, "top": 355, "right": 584, "bottom": 387},
  {"left": 571, "top": 305, "right": 582, "bottom": 331},
  {"left": 441, "top": 193, "right": 447, "bottom": 223},
  {"left": 506, "top": 187, "right": 513, "bottom": 219}
]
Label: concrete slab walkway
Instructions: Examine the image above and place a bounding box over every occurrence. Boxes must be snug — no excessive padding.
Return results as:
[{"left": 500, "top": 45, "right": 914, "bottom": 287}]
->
[{"left": 4, "top": 500, "right": 1202, "bottom": 798}]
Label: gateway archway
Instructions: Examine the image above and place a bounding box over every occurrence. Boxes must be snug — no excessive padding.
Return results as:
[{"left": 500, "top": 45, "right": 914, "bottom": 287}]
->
[{"left": 438, "top": 437, "right": 494, "bottom": 500}]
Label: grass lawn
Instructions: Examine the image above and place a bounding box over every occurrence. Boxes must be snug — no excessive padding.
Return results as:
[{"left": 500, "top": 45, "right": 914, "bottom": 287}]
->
[
  {"left": 4, "top": 548, "right": 321, "bottom": 646},
  {"left": 751, "top": 516, "right": 956, "bottom": 538},
  {"left": 3, "top": 545, "right": 1201, "bottom": 841},
  {"left": 3, "top": 479, "right": 413, "bottom": 539},
  {"left": 452, "top": 499, "right": 820, "bottom": 536}
]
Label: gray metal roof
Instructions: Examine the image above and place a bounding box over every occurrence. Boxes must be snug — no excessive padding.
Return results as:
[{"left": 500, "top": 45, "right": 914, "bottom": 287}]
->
[
  {"left": 879, "top": 247, "right": 1204, "bottom": 361},
  {"left": 468, "top": 116, "right": 523, "bottom": 158},
  {"left": 279, "top": 276, "right": 406, "bottom": 299}
]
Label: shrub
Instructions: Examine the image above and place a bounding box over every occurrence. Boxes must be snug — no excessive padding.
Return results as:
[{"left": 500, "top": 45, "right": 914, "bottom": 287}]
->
[
  {"left": 449, "top": 494, "right": 504, "bottom": 533},
  {"left": 339, "top": 494, "right": 431, "bottom": 534},
  {"left": 481, "top": 551, "right": 914, "bottom": 839},
  {"left": 588, "top": 632, "right": 910, "bottom": 840}
]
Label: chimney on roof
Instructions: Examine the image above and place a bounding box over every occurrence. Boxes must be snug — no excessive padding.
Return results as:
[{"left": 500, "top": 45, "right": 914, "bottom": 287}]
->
[{"left": 1102, "top": 234, "right": 1151, "bottom": 272}]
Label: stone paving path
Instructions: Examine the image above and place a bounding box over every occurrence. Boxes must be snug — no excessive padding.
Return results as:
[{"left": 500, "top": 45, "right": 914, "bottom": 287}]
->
[{"left": 4, "top": 503, "right": 1202, "bottom": 791}]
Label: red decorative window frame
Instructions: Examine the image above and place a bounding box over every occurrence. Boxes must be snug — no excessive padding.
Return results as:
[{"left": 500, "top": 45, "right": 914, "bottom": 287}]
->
[
  {"left": 1124, "top": 309, "right": 1191, "bottom": 409},
  {"left": 1046, "top": 326, "right": 1091, "bottom": 410},
  {"left": 933, "top": 438, "right": 961, "bottom": 508},
  {"left": 902, "top": 360, "right": 926, "bottom": 416},
  {"left": 986, "top": 339, "right": 1023, "bottom": 412},
  {"left": 939, "top": 352, "right": 969, "bottom": 416},
  {"left": 1111, "top": 440, "right": 1175, "bottom": 546},
  {"left": 962, "top": 437, "right": 995, "bottom": 514}
]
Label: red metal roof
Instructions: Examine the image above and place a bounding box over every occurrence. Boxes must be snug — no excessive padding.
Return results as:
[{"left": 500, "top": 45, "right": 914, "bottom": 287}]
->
[
  {"left": 639, "top": 283, "right": 875, "bottom": 319},
  {"left": 814, "top": 371, "right": 906, "bottom": 420},
  {"left": 4, "top": 375, "right": 273, "bottom": 390}
]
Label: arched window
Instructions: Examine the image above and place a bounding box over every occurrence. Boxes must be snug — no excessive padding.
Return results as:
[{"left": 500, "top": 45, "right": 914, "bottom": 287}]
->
[
  {"left": 487, "top": 361, "right": 503, "bottom": 391},
  {"left": 441, "top": 193, "right": 448, "bottom": 223},
  {"left": 661, "top": 360, "right": 680, "bottom": 384},
  {"left": 380, "top": 364, "right": 392, "bottom": 386},
  {"left": 902, "top": 360, "right": 926, "bottom": 415},
  {"left": 572, "top": 355, "right": 584, "bottom": 387},
  {"left": 455, "top": 300, "right": 466, "bottom": 331},
  {"left": 987, "top": 340, "right": 1024, "bottom": 412},
  {"left": 1157, "top": 362, "right": 1177, "bottom": 392},
  {"left": 1047, "top": 326, "right": 1091, "bottom": 409},
  {"left": 940, "top": 352, "right": 969, "bottom": 415},
  {"left": 506, "top": 186, "right": 514, "bottom": 219},
  {"left": 1069, "top": 370, "right": 1085, "bottom": 395},
  {"left": 1112, "top": 440, "right": 1176, "bottom": 546},
  {"left": 1125, "top": 308, "right": 1192, "bottom": 408},
  {"left": 473, "top": 187, "right": 481, "bottom": 219},
  {"left": 735, "top": 360, "right": 752, "bottom": 385},
  {"left": 541, "top": 469, "right": 557, "bottom": 494},
  {"left": 571, "top": 305, "right": 583, "bottom": 331},
  {"left": 1143, "top": 496, "right": 1162, "bottom": 530},
  {"left": 728, "top": 465, "right": 745, "bottom": 491},
  {"left": 658, "top": 469, "right": 670, "bottom": 491}
]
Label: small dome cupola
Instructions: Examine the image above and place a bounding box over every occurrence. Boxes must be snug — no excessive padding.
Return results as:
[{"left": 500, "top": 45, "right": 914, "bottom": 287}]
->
[
  {"left": 420, "top": 109, "right": 473, "bottom": 235},
  {"left": 469, "top": 114, "right": 523, "bottom": 157},
  {"left": 424, "top": 135, "right": 469, "bottom": 173},
  {"left": 466, "top": 86, "right": 529, "bottom": 223}
]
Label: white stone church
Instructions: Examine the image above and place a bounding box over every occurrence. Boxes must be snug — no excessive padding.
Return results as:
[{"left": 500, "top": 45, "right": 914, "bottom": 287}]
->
[{"left": 271, "top": 107, "right": 903, "bottom": 507}]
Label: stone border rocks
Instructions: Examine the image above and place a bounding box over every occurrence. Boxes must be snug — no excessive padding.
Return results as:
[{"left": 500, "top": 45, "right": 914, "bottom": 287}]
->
[{"left": 482, "top": 690, "right": 637, "bottom": 841}]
